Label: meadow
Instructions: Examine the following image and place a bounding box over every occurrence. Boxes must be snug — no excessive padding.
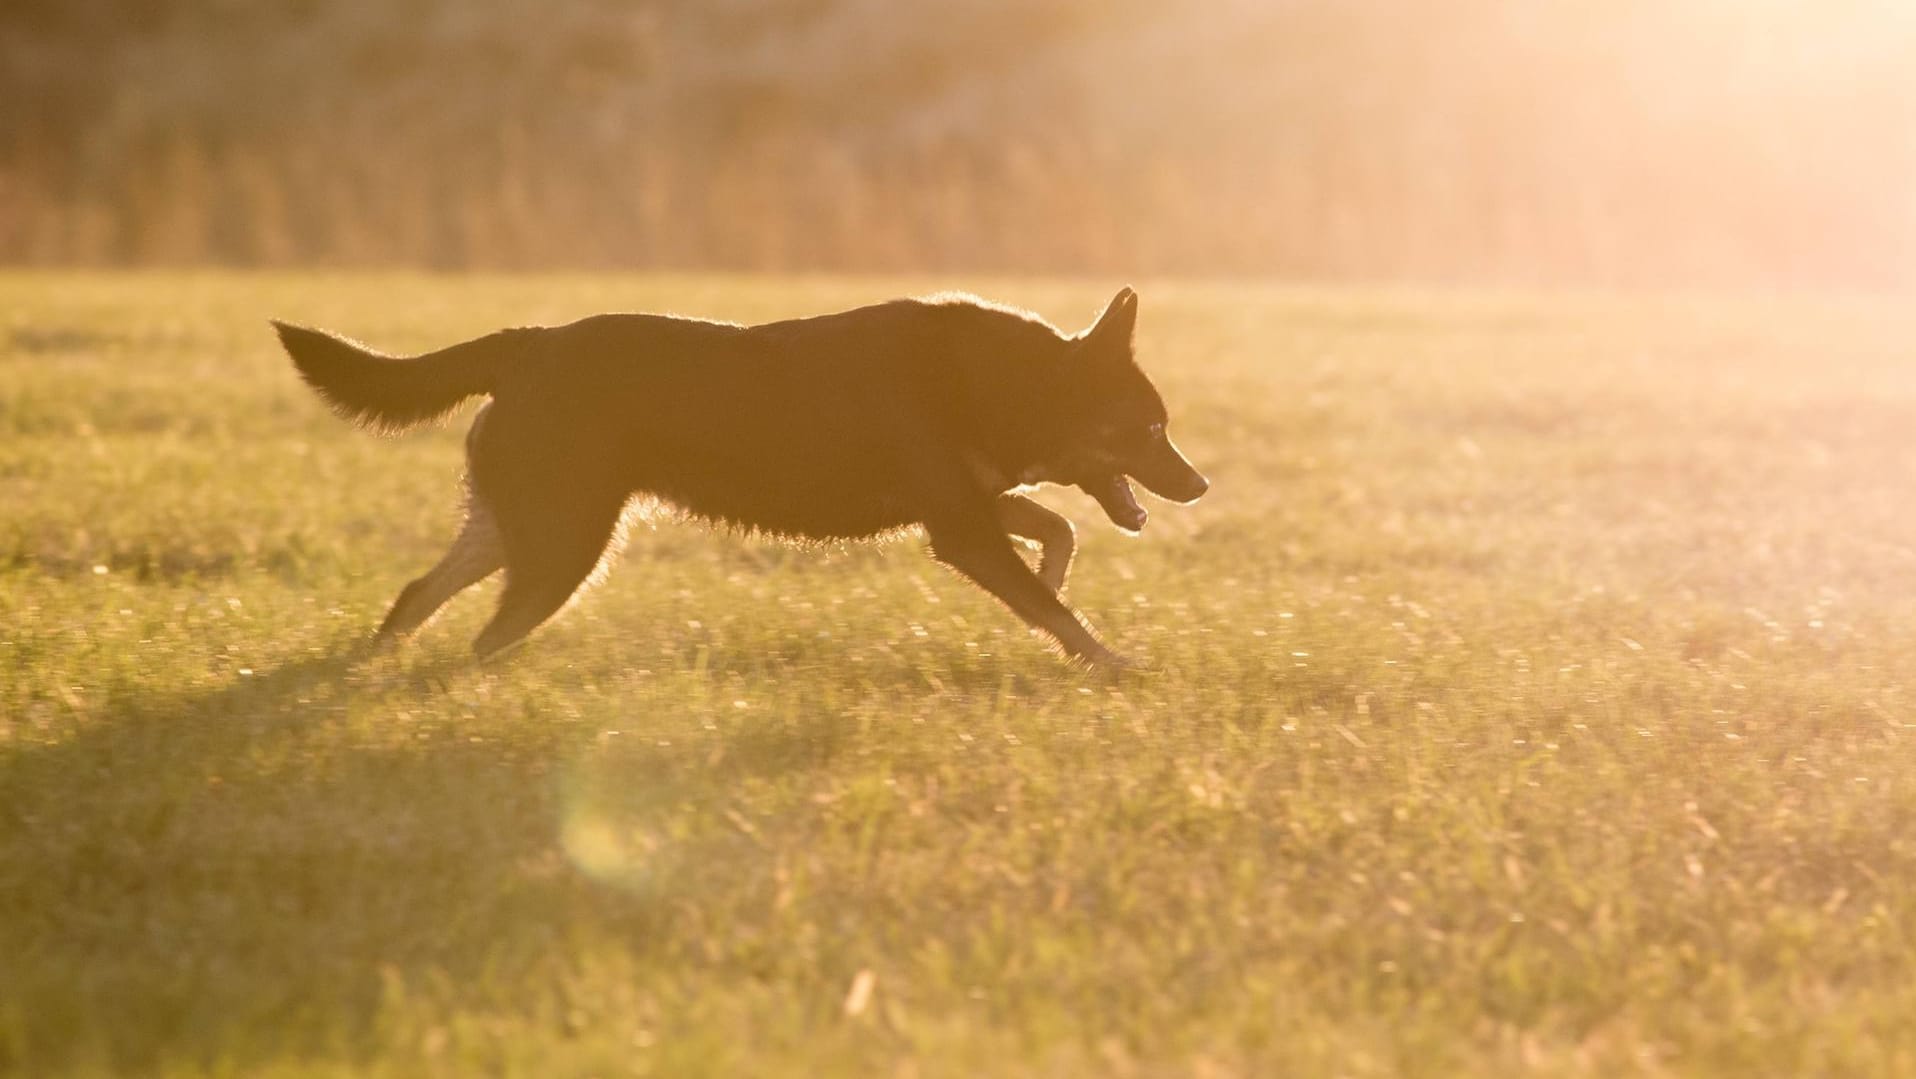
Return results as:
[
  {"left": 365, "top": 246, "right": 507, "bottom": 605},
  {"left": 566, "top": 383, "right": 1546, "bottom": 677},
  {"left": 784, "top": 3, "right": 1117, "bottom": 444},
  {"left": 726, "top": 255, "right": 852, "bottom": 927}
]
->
[{"left": 2, "top": 273, "right": 1914, "bottom": 1076}]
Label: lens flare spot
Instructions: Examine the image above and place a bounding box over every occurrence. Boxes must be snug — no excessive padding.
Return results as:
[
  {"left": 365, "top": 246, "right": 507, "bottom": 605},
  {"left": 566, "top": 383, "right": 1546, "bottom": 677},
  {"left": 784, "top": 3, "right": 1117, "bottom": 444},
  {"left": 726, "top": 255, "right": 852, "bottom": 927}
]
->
[{"left": 561, "top": 810, "right": 653, "bottom": 886}]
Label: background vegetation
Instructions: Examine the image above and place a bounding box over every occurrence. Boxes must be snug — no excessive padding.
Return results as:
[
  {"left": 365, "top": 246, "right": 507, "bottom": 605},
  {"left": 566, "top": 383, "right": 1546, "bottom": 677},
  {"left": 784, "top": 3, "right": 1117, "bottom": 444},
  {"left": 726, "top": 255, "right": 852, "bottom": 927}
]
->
[
  {"left": 5, "top": 0, "right": 1915, "bottom": 285},
  {"left": 4, "top": 274, "right": 1914, "bottom": 1074}
]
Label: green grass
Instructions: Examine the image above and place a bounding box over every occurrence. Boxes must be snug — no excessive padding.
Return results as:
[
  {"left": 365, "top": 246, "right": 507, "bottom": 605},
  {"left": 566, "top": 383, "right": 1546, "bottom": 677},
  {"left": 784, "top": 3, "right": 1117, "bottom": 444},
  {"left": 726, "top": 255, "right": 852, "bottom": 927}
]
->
[{"left": 3, "top": 273, "right": 1915, "bottom": 1076}]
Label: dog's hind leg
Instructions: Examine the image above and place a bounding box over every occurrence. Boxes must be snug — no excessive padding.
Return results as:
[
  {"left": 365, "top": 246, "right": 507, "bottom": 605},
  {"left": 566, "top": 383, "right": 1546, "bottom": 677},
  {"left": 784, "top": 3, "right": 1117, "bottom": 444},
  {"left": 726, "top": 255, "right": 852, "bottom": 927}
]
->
[
  {"left": 471, "top": 485, "right": 626, "bottom": 660},
  {"left": 376, "top": 404, "right": 508, "bottom": 642},
  {"left": 996, "top": 494, "right": 1076, "bottom": 593},
  {"left": 376, "top": 496, "right": 505, "bottom": 640}
]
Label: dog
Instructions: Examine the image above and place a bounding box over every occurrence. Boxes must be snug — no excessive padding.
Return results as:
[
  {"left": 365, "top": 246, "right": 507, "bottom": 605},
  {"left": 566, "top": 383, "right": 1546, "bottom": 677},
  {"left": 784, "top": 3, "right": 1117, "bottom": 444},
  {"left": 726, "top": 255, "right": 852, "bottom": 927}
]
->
[{"left": 273, "top": 288, "right": 1208, "bottom": 668}]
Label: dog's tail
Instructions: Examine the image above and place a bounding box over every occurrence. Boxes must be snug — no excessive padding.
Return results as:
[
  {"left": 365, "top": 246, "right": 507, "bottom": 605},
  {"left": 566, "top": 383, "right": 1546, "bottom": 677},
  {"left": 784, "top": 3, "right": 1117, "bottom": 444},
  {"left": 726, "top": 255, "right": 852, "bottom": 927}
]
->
[{"left": 272, "top": 321, "right": 528, "bottom": 433}]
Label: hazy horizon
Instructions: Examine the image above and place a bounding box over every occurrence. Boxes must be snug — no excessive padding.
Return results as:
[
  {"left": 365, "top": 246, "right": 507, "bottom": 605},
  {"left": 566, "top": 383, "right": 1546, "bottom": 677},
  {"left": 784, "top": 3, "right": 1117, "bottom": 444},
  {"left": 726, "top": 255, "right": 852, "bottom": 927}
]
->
[{"left": 5, "top": 0, "right": 1914, "bottom": 288}]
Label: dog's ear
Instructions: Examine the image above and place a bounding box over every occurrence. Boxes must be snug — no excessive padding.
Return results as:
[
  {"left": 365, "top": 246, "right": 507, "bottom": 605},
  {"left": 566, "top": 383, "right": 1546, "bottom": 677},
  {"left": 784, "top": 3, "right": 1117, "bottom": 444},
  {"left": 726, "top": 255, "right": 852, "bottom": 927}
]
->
[{"left": 1082, "top": 287, "right": 1138, "bottom": 353}]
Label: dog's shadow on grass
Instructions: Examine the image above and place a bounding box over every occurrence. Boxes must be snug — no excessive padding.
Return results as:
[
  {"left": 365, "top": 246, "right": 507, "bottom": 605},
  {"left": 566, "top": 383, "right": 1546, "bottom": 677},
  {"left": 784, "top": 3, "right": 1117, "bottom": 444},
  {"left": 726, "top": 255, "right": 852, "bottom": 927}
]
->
[
  {"left": 0, "top": 635, "right": 620, "bottom": 1072},
  {"left": 2, "top": 631, "right": 1053, "bottom": 1072}
]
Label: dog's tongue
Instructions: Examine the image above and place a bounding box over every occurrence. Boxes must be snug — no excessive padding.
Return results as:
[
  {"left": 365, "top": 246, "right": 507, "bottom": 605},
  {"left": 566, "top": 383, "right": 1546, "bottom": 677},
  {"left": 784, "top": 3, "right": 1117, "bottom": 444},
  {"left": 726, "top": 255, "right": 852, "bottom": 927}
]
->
[{"left": 1088, "top": 474, "right": 1147, "bottom": 532}]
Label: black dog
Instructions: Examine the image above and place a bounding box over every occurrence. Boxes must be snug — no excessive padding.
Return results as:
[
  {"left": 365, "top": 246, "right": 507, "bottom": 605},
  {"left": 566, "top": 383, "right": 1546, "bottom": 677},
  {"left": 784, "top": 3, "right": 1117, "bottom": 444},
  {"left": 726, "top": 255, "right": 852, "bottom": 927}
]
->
[{"left": 274, "top": 289, "right": 1207, "bottom": 667}]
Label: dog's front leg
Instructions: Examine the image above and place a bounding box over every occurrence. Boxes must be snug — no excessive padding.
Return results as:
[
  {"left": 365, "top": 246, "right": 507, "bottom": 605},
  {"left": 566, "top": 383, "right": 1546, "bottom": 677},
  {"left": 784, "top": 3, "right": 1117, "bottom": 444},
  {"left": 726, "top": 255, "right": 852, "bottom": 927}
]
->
[
  {"left": 995, "top": 493, "right": 1076, "bottom": 593},
  {"left": 926, "top": 513, "right": 1128, "bottom": 669}
]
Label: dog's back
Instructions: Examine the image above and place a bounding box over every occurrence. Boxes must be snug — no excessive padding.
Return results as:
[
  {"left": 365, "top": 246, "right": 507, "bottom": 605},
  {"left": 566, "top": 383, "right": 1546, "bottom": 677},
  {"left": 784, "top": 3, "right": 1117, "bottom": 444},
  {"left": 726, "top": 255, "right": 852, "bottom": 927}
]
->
[{"left": 434, "top": 300, "right": 1075, "bottom": 538}]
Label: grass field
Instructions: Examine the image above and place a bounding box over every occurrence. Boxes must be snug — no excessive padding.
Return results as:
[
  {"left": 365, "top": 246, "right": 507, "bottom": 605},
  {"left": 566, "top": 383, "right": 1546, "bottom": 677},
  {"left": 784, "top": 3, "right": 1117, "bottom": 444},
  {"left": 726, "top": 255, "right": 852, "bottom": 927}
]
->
[{"left": 3, "top": 273, "right": 1915, "bottom": 1076}]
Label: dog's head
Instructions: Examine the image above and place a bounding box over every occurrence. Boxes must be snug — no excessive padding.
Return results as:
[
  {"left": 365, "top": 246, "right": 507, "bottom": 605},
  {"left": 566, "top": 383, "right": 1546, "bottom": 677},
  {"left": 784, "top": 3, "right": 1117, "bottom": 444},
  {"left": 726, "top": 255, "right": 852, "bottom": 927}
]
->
[{"left": 1030, "top": 288, "right": 1209, "bottom": 532}]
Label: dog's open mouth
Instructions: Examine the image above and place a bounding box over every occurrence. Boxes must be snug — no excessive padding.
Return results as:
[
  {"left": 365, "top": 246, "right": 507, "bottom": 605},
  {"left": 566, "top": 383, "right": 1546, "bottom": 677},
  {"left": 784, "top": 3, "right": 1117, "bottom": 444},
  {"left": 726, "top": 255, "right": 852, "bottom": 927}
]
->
[{"left": 1085, "top": 473, "right": 1147, "bottom": 532}]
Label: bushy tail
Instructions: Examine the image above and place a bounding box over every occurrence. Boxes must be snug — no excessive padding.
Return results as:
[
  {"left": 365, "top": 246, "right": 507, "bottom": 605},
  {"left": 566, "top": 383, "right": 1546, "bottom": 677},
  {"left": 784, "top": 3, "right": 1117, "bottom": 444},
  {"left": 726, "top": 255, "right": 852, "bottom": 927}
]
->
[{"left": 272, "top": 321, "right": 526, "bottom": 432}]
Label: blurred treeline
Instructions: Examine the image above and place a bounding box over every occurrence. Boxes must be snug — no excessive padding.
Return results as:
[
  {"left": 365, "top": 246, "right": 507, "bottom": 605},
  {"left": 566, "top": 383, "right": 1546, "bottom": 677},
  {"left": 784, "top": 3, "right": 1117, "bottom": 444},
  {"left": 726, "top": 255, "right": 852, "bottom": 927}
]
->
[{"left": 3, "top": 0, "right": 1912, "bottom": 287}]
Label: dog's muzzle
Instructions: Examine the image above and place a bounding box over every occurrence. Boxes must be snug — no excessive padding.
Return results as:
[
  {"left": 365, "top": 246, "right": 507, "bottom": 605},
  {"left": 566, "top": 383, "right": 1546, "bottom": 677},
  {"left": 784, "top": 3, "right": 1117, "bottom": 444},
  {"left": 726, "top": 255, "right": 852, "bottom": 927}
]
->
[
  {"left": 1079, "top": 434, "right": 1208, "bottom": 534},
  {"left": 1128, "top": 432, "right": 1210, "bottom": 506}
]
